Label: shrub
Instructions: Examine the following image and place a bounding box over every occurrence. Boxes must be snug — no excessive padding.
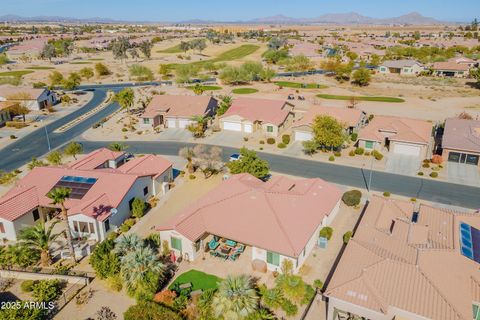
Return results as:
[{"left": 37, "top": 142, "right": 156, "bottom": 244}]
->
[
  {"left": 354, "top": 147, "right": 364, "bottom": 155},
  {"left": 328, "top": 156, "right": 335, "bottom": 161},
  {"left": 122, "top": 127, "right": 128, "bottom": 132},
  {"left": 418, "top": 172, "right": 424, "bottom": 176},
  {"left": 282, "top": 134, "right": 291, "bottom": 145},
  {"left": 280, "top": 299, "right": 298, "bottom": 316},
  {"left": 259, "top": 140, "right": 265, "bottom": 144},
  {"left": 243, "top": 137, "right": 248, "bottom": 142},
  {"left": 348, "top": 150, "right": 355, "bottom": 157},
  {"left": 319, "top": 227, "right": 333, "bottom": 240},
  {"left": 153, "top": 290, "right": 176, "bottom": 306},
  {"left": 267, "top": 138, "right": 276, "bottom": 145},
  {"left": 124, "top": 301, "right": 182, "bottom": 320},
  {"left": 125, "top": 219, "right": 136, "bottom": 228},
  {"left": 364, "top": 151, "right": 371, "bottom": 156},
  {"left": 32, "top": 82, "right": 47, "bottom": 88},
  {"left": 6, "top": 122, "right": 28, "bottom": 129},
  {"left": 131, "top": 198, "right": 146, "bottom": 219},
  {"left": 189, "top": 174, "right": 196, "bottom": 180},
  {"left": 343, "top": 231, "right": 353, "bottom": 244},
  {"left": 9, "top": 135, "right": 17, "bottom": 140},
  {"left": 32, "top": 280, "right": 63, "bottom": 303},
  {"left": 372, "top": 150, "right": 383, "bottom": 160},
  {"left": 334, "top": 151, "right": 341, "bottom": 157},
  {"left": 422, "top": 163, "right": 430, "bottom": 168},
  {"left": 106, "top": 275, "right": 123, "bottom": 292},
  {"left": 430, "top": 172, "right": 438, "bottom": 178},
  {"left": 410, "top": 198, "right": 417, "bottom": 202},
  {"left": 383, "top": 191, "right": 391, "bottom": 197},
  {"left": 21, "top": 280, "right": 37, "bottom": 292},
  {"left": 431, "top": 155, "right": 443, "bottom": 164},
  {"left": 277, "top": 142, "right": 286, "bottom": 149},
  {"left": 119, "top": 223, "right": 131, "bottom": 233},
  {"left": 350, "top": 133, "right": 358, "bottom": 141},
  {"left": 342, "top": 190, "right": 362, "bottom": 206},
  {"left": 313, "top": 279, "right": 324, "bottom": 290}
]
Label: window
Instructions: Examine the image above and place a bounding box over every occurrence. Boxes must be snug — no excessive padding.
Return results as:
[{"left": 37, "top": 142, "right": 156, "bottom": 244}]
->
[
  {"left": 104, "top": 219, "right": 110, "bottom": 232},
  {"left": 365, "top": 141, "right": 374, "bottom": 149},
  {"left": 143, "top": 118, "right": 150, "bottom": 124},
  {"left": 32, "top": 209, "right": 40, "bottom": 221},
  {"left": 143, "top": 186, "right": 149, "bottom": 196},
  {"left": 0, "top": 222, "right": 4, "bottom": 233},
  {"left": 380, "top": 67, "right": 386, "bottom": 72},
  {"left": 473, "top": 304, "right": 480, "bottom": 320},
  {"left": 77, "top": 222, "right": 95, "bottom": 234},
  {"left": 266, "top": 126, "right": 273, "bottom": 133},
  {"left": 266, "top": 251, "right": 280, "bottom": 266},
  {"left": 171, "top": 237, "right": 182, "bottom": 251}
]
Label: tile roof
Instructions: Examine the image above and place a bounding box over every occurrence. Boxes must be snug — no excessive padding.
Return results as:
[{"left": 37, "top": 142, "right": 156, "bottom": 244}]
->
[
  {"left": 117, "top": 154, "right": 172, "bottom": 178},
  {"left": 0, "top": 186, "right": 39, "bottom": 221},
  {"left": 158, "top": 173, "right": 341, "bottom": 257},
  {"left": 325, "top": 196, "right": 480, "bottom": 320},
  {"left": 142, "top": 95, "right": 216, "bottom": 118},
  {"left": 381, "top": 59, "right": 423, "bottom": 68},
  {"left": 442, "top": 118, "right": 480, "bottom": 153},
  {"left": 0, "top": 85, "right": 46, "bottom": 100},
  {"left": 432, "top": 62, "right": 470, "bottom": 72},
  {"left": 222, "top": 98, "right": 293, "bottom": 126},
  {"left": 359, "top": 115, "right": 432, "bottom": 145},
  {"left": 67, "top": 148, "right": 125, "bottom": 170},
  {"left": 292, "top": 105, "right": 365, "bottom": 129}
]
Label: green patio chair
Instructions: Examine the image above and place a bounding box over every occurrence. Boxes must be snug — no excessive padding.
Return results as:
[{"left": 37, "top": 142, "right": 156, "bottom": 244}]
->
[{"left": 225, "top": 239, "right": 237, "bottom": 247}]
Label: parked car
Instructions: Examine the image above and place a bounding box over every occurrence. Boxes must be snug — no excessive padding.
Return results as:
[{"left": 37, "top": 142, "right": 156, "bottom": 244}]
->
[{"left": 229, "top": 153, "right": 242, "bottom": 162}]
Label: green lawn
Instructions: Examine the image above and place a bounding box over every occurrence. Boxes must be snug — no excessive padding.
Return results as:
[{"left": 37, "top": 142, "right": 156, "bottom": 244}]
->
[
  {"left": 0, "top": 70, "right": 34, "bottom": 77},
  {"left": 69, "top": 61, "right": 92, "bottom": 64},
  {"left": 169, "top": 270, "right": 221, "bottom": 291},
  {"left": 274, "top": 81, "right": 328, "bottom": 89},
  {"left": 186, "top": 85, "right": 222, "bottom": 91},
  {"left": 170, "top": 44, "right": 260, "bottom": 70},
  {"left": 158, "top": 44, "right": 183, "bottom": 54},
  {"left": 26, "top": 66, "right": 55, "bottom": 70},
  {"left": 232, "top": 88, "right": 258, "bottom": 94},
  {"left": 87, "top": 58, "right": 104, "bottom": 61},
  {"left": 316, "top": 94, "right": 405, "bottom": 103}
]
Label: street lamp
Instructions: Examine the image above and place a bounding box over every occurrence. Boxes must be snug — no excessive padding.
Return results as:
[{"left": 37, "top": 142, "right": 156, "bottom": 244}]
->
[{"left": 41, "top": 120, "right": 51, "bottom": 151}]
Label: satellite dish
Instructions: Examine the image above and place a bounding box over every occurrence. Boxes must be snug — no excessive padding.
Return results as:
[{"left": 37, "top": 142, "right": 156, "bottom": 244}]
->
[{"left": 110, "top": 208, "right": 118, "bottom": 216}]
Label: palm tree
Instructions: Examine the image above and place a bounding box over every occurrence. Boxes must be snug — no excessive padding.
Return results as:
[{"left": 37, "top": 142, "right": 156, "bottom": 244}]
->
[
  {"left": 246, "top": 308, "right": 275, "bottom": 320},
  {"left": 114, "top": 234, "right": 144, "bottom": 256},
  {"left": 179, "top": 146, "right": 195, "bottom": 173},
  {"left": 19, "top": 220, "right": 61, "bottom": 266},
  {"left": 47, "top": 187, "right": 76, "bottom": 262},
  {"left": 121, "top": 246, "right": 165, "bottom": 295},
  {"left": 259, "top": 286, "right": 284, "bottom": 310},
  {"left": 108, "top": 142, "right": 128, "bottom": 152},
  {"left": 115, "top": 88, "right": 135, "bottom": 126},
  {"left": 212, "top": 275, "right": 259, "bottom": 320}
]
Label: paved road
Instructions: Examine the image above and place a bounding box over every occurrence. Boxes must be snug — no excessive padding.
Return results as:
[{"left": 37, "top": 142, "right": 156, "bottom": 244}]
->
[{"left": 79, "top": 140, "right": 480, "bottom": 209}]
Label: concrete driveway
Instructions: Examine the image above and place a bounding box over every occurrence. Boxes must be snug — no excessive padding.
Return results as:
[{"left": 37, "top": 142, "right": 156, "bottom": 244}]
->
[
  {"left": 204, "top": 131, "right": 247, "bottom": 147},
  {"left": 386, "top": 153, "right": 420, "bottom": 176},
  {"left": 447, "top": 162, "right": 480, "bottom": 187},
  {"left": 283, "top": 141, "right": 304, "bottom": 156},
  {"left": 158, "top": 128, "right": 192, "bottom": 141}
]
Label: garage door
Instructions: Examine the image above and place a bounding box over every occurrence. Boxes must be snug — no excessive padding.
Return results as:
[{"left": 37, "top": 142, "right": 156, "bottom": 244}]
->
[
  {"left": 178, "top": 119, "right": 192, "bottom": 128},
  {"left": 223, "top": 121, "right": 242, "bottom": 132},
  {"left": 166, "top": 119, "right": 176, "bottom": 128},
  {"left": 244, "top": 123, "right": 253, "bottom": 133},
  {"left": 294, "top": 130, "right": 313, "bottom": 142},
  {"left": 393, "top": 143, "right": 421, "bottom": 156}
]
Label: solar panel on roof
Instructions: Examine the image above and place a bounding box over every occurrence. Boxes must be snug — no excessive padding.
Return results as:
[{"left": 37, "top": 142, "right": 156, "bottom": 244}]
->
[
  {"left": 459, "top": 222, "right": 480, "bottom": 264},
  {"left": 49, "top": 176, "right": 97, "bottom": 200}
]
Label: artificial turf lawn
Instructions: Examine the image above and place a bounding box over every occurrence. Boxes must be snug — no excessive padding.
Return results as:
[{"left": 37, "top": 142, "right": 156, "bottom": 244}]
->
[
  {"left": 0, "top": 70, "right": 34, "bottom": 77},
  {"left": 186, "top": 85, "right": 222, "bottom": 91},
  {"left": 169, "top": 270, "right": 221, "bottom": 291}
]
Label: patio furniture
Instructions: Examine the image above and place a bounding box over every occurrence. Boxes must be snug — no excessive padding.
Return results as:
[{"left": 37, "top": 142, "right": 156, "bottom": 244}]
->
[
  {"left": 216, "top": 252, "right": 229, "bottom": 260},
  {"left": 208, "top": 239, "right": 220, "bottom": 250},
  {"left": 210, "top": 251, "right": 219, "bottom": 257},
  {"left": 225, "top": 239, "right": 237, "bottom": 247},
  {"left": 229, "top": 252, "right": 240, "bottom": 261},
  {"left": 235, "top": 244, "right": 245, "bottom": 253},
  {"left": 178, "top": 282, "right": 193, "bottom": 296},
  {"left": 220, "top": 245, "right": 231, "bottom": 254},
  {"left": 191, "top": 289, "right": 203, "bottom": 297}
]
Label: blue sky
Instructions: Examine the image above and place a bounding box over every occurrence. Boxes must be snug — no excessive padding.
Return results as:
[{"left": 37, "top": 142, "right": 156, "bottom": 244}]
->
[{"left": 1, "top": 0, "right": 478, "bottom": 22}]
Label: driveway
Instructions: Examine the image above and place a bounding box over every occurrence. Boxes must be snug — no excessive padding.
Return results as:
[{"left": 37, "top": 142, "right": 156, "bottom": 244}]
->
[
  {"left": 203, "top": 131, "right": 247, "bottom": 147},
  {"left": 386, "top": 153, "right": 420, "bottom": 176},
  {"left": 158, "top": 128, "right": 192, "bottom": 141},
  {"left": 447, "top": 162, "right": 480, "bottom": 187}
]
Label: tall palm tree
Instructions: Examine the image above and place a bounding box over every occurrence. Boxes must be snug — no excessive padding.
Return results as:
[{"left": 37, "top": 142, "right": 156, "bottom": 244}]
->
[
  {"left": 19, "top": 220, "right": 61, "bottom": 266},
  {"left": 47, "top": 187, "right": 76, "bottom": 262},
  {"left": 114, "top": 234, "right": 144, "bottom": 256},
  {"left": 121, "top": 246, "right": 165, "bottom": 295},
  {"left": 212, "top": 275, "right": 259, "bottom": 320}
]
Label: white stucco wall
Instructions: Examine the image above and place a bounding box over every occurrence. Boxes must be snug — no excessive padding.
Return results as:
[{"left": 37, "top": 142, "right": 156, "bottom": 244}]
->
[
  {"left": 0, "top": 209, "right": 40, "bottom": 241},
  {"left": 159, "top": 230, "right": 198, "bottom": 261}
]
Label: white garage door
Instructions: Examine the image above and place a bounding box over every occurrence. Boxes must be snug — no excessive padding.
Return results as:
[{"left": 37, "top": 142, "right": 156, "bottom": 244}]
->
[
  {"left": 178, "top": 119, "right": 192, "bottom": 128},
  {"left": 223, "top": 121, "right": 242, "bottom": 132},
  {"left": 393, "top": 143, "right": 421, "bottom": 156},
  {"left": 166, "top": 119, "right": 176, "bottom": 128},
  {"left": 244, "top": 123, "right": 253, "bottom": 133},
  {"left": 294, "top": 130, "right": 313, "bottom": 142}
]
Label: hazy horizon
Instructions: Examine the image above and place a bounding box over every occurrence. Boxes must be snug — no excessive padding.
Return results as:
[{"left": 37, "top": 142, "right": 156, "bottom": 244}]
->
[{"left": 1, "top": 0, "right": 478, "bottom": 23}]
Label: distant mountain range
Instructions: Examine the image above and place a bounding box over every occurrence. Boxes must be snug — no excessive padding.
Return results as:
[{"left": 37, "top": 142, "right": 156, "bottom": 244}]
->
[{"left": 0, "top": 12, "right": 454, "bottom": 25}]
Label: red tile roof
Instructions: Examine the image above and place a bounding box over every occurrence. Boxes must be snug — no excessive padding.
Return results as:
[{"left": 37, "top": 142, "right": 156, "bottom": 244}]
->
[
  {"left": 442, "top": 118, "right": 480, "bottom": 153},
  {"left": 0, "top": 186, "right": 39, "bottom": 221},
  {"left": 142, "top": 95, "right": 216, "bottom": 118},
  {"left": 118, "top": 154, "right": 172, "bottom": 178},
  {"left": 293, "top": 105, "right": 365, "bottom": 128},
  {"left": 67, "top": 148, "right": 125, "bottom": 170},
  {"left": 222, "top": 98, "right": 293, "bottom": 126}
]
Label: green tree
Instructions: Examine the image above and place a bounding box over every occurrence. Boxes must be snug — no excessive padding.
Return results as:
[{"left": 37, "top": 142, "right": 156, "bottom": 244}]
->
[
  {"left": 0, "top": 244, "right": 39, "bottom": 268},
  {"left": 40, "top": 43, "right": 56, "bottom": 61},
  {"left": 283, "top": 54, "right": 314, "bottom": 72},
  {"left": 90, "top": 239, "right": 121, "bottom": 279},
  {"left": 48, "top": 71, "right": 64, "bottom": 87},
  {"left": 32, "top": 280, "right": 63, "bottom": 303},
  {"left": 139, "top": 40, "right": 153, "bottom": 59},
  {"left": 64, "top": 142, "right": 83, "bottom": 160},
  {"left": 114, "top": 234, "right": 144, "bottom": 256},
  {"left": 259, "top": 285, "right": 285, "bottom": 310},
  {"left": 124, "top": 301, "right": 182, "bottom": 320},
  {"left": 47, "top": 187, "right": 76, "bottom": 262},
  {"left": 302, "top": 140, "right": 319, "bottom": 155},
  {"left": 46, "top": 150, "right": 63, "bottom": 165},
  {"left": 267, "top": 37, "right": 287, "bottom": 50},
  {"left": 19, "top": 220, "right": 61, "bottom": 266},
  {"left": 175, "top": 64, "right": 199, "bottom": 83},
  {"left": 95, "top": 63, "right": 111, "bottom": 76},
  {"left": 79, "top": 67, "right": 94, "bottom": 80},
  {"left": 197, "top": 289, "right": 215, "bottom": 320},
  {"left": 259, "top": 67, "right": 276, "bottom": 82},
  {"left": 333, "top": 62, "right": 353, "bottom": 82},
  {"left": 108, "top": 142, "right": 128, "bottom": 152},
  {"left": 311, "top": 115, "right": 345, "bottom": 149},
  {"left": 131, "top": 198, "right": 146, "bottom": 219},
  {"left": 226, "top": 147, "right": 269, "bottom": 179},
  {"left": 112, "top": 36, "right": 130, "bottom": 61},
  {"left": 179, "top": 41, "right": 191, "bottom": 53},
  {"left": 352, "top": 67, "right": 372, "bottom": 86},
  {"left": 370, "top": 54, "right": 381, "bottom": 67},
  {"left": 212, "top": 275, "right": 259, "bottom": 320},
  {"left": 63, "top": 72, "right": 81, "bottom": 90},
  {"left": 471, "top": 68, "right": 480, "bottom": 85},
  {"left": 262, "top": 49, "right": 289, "bottom": 64},
  {"left": 115, "top": 88, "right": 135, "bottom": 125},
  {"left": 219, "top": 65, "right": 250, "bottom": 85}
]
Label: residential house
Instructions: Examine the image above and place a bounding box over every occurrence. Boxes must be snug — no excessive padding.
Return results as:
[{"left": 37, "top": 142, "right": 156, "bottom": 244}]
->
[
  {"left": 0, "top": 85, "right": 57, "bottom": 111},
  {"left": 325, "top": 195, "right": 480, "bottom": 320},
  {"left": 441, "top": 118, "right": 480, "bottom": 166},
  {"left": 157, "top": 173, "right": 341, "bottom": 273},
  {"left": 432, "top": 61, "right": 471, "bottom": 78},
  {"left": 140, "top": 95, "right": 217, "bottom": 129},
  {"left": 220, "top": 98, "right": 294, "bottom": 136},
  {"left": 377, "top": 60, "right": 425, "bottom": 76},
  {"left": 0, "top": 148, "right": 173, "bottom": 242},
  {"left": 0, "top": 101, "right": 13, "bottom": 127},
  {"left": 292, "top": 105, "right": 367, "bottom": 142},
  {"left": 358, "top": 115, "right": 433, "bottom": 159}
]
